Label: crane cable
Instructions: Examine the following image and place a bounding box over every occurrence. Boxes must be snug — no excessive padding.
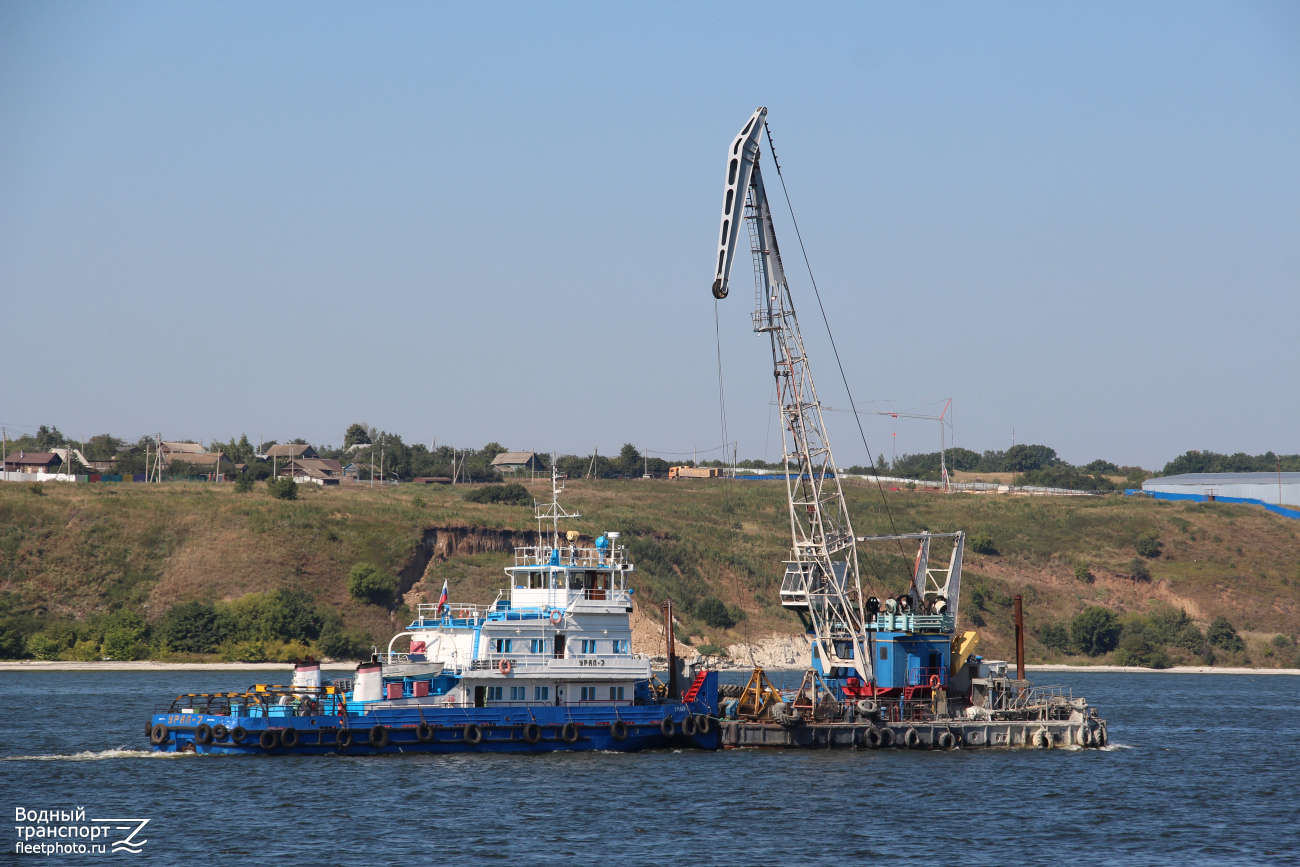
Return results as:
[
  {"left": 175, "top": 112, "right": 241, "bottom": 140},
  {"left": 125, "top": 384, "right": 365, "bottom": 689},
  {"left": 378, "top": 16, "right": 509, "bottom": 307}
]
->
[{"left": 763, "top": 120, "right": 911, "bottom": 587}]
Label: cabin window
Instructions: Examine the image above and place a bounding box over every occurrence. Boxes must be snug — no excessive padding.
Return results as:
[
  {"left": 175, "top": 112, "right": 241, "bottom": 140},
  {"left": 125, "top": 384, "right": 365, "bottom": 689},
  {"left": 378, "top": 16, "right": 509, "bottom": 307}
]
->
[
  {"left": 510, "top": 686, "right": 525, "bottom": 701},
  {"left": 488, "top": 686, "right": 503, "bottom": 701},
  {"left": 494, "top": 638, "right": 512, "bottom": 653},
  {"left": 879, "top": 646, "right": 889, "bottom": 661},
  {"left": 580, "top": 686, "right": 593, "bottom": 701},
  {"left": 530, "top": 639, "right": 545, "bottom": 653},
  {"left": 534, "top": 686, "right": 549, "bottom": 701},
  {"left": 613, "top": 639, "right": 628, "bottom": 654},
  {"left": 580, "top": 639, "right": 596, "bottom": 654},
  {"left": 609, "top": 686, "right": 624, "bottom": 701}
]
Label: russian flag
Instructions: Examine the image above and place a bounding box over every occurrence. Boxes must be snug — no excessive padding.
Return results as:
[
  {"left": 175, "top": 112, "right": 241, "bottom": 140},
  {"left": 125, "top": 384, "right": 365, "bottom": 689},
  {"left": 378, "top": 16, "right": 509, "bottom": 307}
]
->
[{"left": 436, "top": 579, "right": 449, "bottom": 615}]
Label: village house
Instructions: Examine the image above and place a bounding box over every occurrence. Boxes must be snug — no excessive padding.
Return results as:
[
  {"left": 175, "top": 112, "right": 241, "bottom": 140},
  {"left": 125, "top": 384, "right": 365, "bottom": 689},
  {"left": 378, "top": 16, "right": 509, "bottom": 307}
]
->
[
  {"left": 279, "top": 457, "right": 344, "bottom": 485},
  {"left": 2, "top": 451, "right": 63, "bottom": 474},
  {"left": 263, "top": 443, "right": 318, "bottom": 460}
]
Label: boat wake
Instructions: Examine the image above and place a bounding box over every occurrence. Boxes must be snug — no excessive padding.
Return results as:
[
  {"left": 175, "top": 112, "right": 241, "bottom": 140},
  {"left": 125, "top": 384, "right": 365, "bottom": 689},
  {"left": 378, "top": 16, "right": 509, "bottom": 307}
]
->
[{"left": 0, "top": 748, "right": 198, "bottom": 762}]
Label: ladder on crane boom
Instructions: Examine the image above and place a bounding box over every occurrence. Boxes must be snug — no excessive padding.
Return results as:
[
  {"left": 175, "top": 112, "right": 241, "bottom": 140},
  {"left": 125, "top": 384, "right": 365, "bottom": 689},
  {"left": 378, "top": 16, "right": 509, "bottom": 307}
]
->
[{"left": 710, "top": 107, "right": 872, "bottom": 685}]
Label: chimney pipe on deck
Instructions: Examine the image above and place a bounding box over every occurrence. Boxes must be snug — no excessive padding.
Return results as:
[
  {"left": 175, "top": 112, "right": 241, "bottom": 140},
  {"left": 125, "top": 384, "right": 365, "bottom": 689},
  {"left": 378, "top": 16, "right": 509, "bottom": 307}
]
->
[{"left": 1013, "top": 594, "right": 1025, "bottom": 682}]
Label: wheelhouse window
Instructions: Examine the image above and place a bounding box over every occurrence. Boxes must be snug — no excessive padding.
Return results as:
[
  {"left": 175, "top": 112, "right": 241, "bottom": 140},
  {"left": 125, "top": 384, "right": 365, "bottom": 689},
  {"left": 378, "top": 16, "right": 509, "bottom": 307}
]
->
[
  {"left": 528, "top": 571, "right": 548, "bottom": 590},
  {"left": 494, "top": 638, "right": 513, "bottom": 653}
]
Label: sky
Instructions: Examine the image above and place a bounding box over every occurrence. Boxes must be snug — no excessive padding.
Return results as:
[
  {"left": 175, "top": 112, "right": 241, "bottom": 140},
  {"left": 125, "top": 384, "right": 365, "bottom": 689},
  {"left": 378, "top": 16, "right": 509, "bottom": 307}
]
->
[{"left": 1, "top": 1, "right": 1297, "bottom": 470}]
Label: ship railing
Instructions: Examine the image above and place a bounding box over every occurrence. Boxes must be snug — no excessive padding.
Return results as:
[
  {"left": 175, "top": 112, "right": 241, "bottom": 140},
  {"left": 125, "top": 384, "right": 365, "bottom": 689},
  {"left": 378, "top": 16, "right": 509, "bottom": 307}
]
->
[
  {"left": 468, "top": 653, "right": 640, "bottom": 672},
  {"left": 905, "top": 666, "right": 949, "bottom": 688},
  {"left": 160, "top": 686, "right": 346, "bottom": 718},
  {"left": 512, "top": 545, "right": 629, "bottom": 568},
  {"left": 414, "top": 602, "right": 495, "bottom": 622}
]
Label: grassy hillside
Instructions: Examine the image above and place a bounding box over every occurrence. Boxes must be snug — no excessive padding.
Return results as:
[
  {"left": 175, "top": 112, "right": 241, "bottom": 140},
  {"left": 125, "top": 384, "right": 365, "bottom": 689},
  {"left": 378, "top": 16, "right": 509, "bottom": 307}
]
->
[{"left": 1, "top": 478, "right": 1297, "bottom": 667}]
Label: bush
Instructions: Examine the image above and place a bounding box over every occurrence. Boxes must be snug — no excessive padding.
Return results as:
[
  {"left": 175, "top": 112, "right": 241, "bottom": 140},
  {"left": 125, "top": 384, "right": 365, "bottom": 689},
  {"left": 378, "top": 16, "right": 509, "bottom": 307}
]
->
[
  {"left": 71, "top": 639, "right": 100, "bottom": 661},
  {"left": 695, "top": 643, "right": 728, "bottom": 657},
  {"left": 155, "top": 601, "right": 222, "bottom": 654},
  {"left": 463, "top": 483, "right": 531, "bottom": 506},
  {"left": 267, "top": 477, "right": 298, "bottom": 500},
  {"left": 695, "top": 597, "right": 735, "bottom": 629},
  {"left": 101, "top": 627, "right": 145, "bottom": 660},
  {"left": 1073, "top": 562, "right": 1093, "bottom": 583},
  {"left": 25, "top": 631, "right": 68, "bottom": 660},
  {"left": 411, "top": 496, "right": 427, "bottom": 509},
  {"left": 969, "top": 533, "right": 998, "bottom": 555},
  {"left": 1207, "top": 616, "right": 1245, "bottom": 652},
  {"left": 1134, "top": 532, "right": 1163, "bottom": 558},
  {"left": 1173, "top": 623, "right": 1206, "bottom": 654},
  {"left": 1040, "top": 622, "right": 1072, "bottom": 653},
  {"left": 1071, "top": 607, "right": 1121, "bottom": 656},
  {"left": 27, "top": 483, "right": 44, "bottom": 496},
  {"left": 318, "top": 611, "right": 369, "bottom": 660},
  {"left": 1128, "top": 558, "right": 1151, "bottom": 582},
  {"left": 234, "top": 473, "right": 255, "bottom": 493},
  {"left": 1271, "top": 634, "right": 1293, "bottom": 650},
  {"left": 348, "top": 563, "right": 398, "bottom": 607},
  {"left": 1113, "top": 629, "right": 1172, "bottom": 668}
]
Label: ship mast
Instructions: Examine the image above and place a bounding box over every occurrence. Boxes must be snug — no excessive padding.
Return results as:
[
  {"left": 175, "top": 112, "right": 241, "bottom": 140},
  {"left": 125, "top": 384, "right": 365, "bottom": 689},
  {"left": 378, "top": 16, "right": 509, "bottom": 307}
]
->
[
  {"left": 711, "top": 107, "right": 871, "bottom": 683},
  {"left": 534, "top": 452, "right": 579, "bottom": 552}
]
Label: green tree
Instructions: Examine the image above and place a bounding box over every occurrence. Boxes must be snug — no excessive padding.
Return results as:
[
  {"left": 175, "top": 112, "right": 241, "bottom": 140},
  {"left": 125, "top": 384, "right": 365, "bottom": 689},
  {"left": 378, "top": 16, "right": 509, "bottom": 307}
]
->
[
  {"left": 969, "top": 533, "right": 998, "bottom": 555},
  {"left": 1073, "top": 562, "right": 1094, "bottom": 583},
  {"left": 344, "top": 423, "right": 371, "bottom": 448},
  {"left": 348, "top": 563, "right": 398, "bottom": 607},
  {"left": 1134, "top": 532, "right": 1163, "bottom": 558},
  {"left": 156, "top": 601, "right": 222, "bottom": 653},
  {"left": 1207, "top": 616, "right": 1245, "bottom": 652},
  {"left": 1173, "top": 623, "right": 1206, "bottom": 654},
  {"left": 1128, "top": 558, "right": 1151, "bottom": 582},
  {"left": 101, "top": 627, "right": 145, "bottom": 660},
  {"left": 1113, "top": 627, "right": 1172, "bottom": 668},
  {"left": 695, "top": 597, "right": 735, "bottom": 629},
  {"left": 1040, "top": 622, "right": 1072, "bottom": 653},
  {"left": 1071, "top": 607, "right": 1121, "bottom": 656}
]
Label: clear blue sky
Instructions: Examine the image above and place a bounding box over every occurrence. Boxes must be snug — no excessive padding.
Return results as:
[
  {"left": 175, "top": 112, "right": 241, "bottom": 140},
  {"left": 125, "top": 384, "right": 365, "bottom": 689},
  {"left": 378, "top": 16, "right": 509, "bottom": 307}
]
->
[{"left": 2, "top": 1, "right": 1297, "bottom": 470}]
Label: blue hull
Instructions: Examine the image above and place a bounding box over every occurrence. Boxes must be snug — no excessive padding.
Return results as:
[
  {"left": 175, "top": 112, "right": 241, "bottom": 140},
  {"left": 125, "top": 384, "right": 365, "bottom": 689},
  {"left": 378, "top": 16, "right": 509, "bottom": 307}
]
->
[{"left": 150, "top": 705, "right": 718, "bottom": 755}]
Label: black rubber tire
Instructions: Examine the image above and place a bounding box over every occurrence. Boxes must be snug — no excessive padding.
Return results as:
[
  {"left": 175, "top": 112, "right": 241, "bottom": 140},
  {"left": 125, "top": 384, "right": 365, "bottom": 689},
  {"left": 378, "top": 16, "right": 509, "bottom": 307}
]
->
[
  {"left": 865, "top": 726, "right": 882, "bottom": 748},
  {"left": 938, "top": 731, "right": 956, "bottom": 751},
  {"left": 195, "top": 724, "right": 213, "bottom": 745},
  {"left": 610, "top": 720, "right": 628, "bottom": 741},
  {"left": 212, "top": 724, "right": 228, "bottom": 741},
  {"left": 416, "top": 722, "right": 434, "bottom": 743},
  {"left": 230, "top": 726, "right": 247, "bottom": 744},
  {"left": 463, "top": 724, "right": 483, "bottom": 746},
  {"left": 149, "top": 723, "right": 169, "bottom": 745},
  {"left": 694, "top": 714, "right": 713, "bottom": 735},
  {"left": 879, "top": 727, "right": 894, "bottom": 748},
  {"left": 259, "top": 729, "right": 279, "bottom": 750},
  {"left": 659, "top": 717, "right": 675, "bottom": 737},
  {"left": 522, "top": 723, "right": 542, "bottom": 744},
  {"left": 904, "top": 727, "right": 921, "bottom": 749},
  {"left": 561, "top": 722, "right": 579, "bottom": 744},
  {"left": 336, "top": 729, "right": 353, "bottom": 750},
  {"left": 681, "top": 715, "right": 698, "bottom": 737},
  {"left": 369, "top": 725, "right": 389, "bottom": 748},
  {"left": 145, "top": 721, "right": 154, "bottom": 739},
  {"left": 280, "top": 727, "right": 299, "bottom": 748}
]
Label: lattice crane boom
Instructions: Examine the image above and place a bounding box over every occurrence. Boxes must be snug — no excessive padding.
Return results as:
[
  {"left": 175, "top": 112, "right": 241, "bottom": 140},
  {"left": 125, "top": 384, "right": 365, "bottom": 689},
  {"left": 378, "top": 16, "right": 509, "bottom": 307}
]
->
[{"left": 711, "top": 107, "right": 871, "bottom": 684}]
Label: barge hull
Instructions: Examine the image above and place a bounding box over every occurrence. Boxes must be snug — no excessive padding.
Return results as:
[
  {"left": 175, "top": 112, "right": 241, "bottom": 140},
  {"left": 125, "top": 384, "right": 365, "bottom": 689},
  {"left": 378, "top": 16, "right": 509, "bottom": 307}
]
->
[{"left": 721, "top": 719, "right": 1107, "bottom": 750}]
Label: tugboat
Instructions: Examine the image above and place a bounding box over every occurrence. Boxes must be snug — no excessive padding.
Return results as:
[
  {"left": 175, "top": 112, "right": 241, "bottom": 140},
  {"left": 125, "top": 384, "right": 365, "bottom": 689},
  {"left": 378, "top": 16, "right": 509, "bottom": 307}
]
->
[
  {"left": 708, "top": 107, "right": 1108, "bottom": 750},
  {"left": 145, "top": 469, "right": 719, "bottom": 755}
]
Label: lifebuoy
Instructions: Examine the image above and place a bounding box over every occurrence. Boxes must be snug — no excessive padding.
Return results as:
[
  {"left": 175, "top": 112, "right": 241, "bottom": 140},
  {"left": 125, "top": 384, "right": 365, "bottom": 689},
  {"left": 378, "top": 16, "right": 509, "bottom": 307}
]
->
[
  {"left": 693, "top": 714, "right": 713, "bottom": 735},
  {"left": 681, "top": 715, "right": 698, "bottom": 737},
  {"left": 610, "top": 720, "right": 628, "bottom": 741},
  {"left": 498, "top": 659, "right": 513, "bottom": 675},
  {"left": 336, "top": 729, "right": 353, "bottom": 749},
  {"left": 369, "top": 725, "right": 389, "bottom": 748},
  {"left": 259, "top": 729, "right": 279, "bottom": 750},
  {"left": 195, "top": 723, "right": 213, "bottom": 745},
  {"left": 929, "top": 674, "right": 941, "bottom": 690},
  {"left": 904, "top": 727, "right": 921, "bottom": 749},
  {"left": 864, "top": 726, "right": 882, "bottom": 748},
  {"left": 561, "top": 722, "right": 579, "bottom": 744},
  {"left": 230, "top": 726, "right": 247, "bottom": 744},
  {"left": 938, "top": 731, "right": 956, "bottom": 750},
  {"left": 464, "top": 723, "right": 483, "bottom": 745},
  {"left": 659, "top": 717, "right": 675, "bottom": 737},
  {"left": 549, "top": 610, "right": 563, "bottom": 626},
  {"left": 522, "top": 723, "right": 542, "bottom": 744},
  {"left": 417, "top": 722, "right": 434, "bottom": 743},
  {"left": 149, "top": 723, "right": 169, "bottom": 745},
  {"left": 212, "top": 724, "right": 228, "bottom": 741},
  {"left": 281, "top": 727, "right": 300, "bottom": 748}
]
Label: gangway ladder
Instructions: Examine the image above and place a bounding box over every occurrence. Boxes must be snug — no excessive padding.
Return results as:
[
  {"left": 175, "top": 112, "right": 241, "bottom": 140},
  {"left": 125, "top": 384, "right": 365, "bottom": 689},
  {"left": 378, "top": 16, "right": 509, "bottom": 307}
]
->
[{"left": 681, "top": 670, "right": 709, "bottom": 703}]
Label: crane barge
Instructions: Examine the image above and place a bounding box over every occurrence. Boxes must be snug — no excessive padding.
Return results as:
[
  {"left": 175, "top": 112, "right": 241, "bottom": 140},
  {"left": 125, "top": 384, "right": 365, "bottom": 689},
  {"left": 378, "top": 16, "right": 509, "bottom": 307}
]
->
[{"left": 711, "top": 107, "right": 1108, "bottom": 749}]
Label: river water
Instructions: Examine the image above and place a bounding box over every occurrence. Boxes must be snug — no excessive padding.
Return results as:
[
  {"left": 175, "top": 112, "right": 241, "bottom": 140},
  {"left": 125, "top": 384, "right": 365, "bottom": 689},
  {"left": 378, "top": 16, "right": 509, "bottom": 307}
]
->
[{"left": 2, "top": 669, "right": 1297, "bottom": 865}]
